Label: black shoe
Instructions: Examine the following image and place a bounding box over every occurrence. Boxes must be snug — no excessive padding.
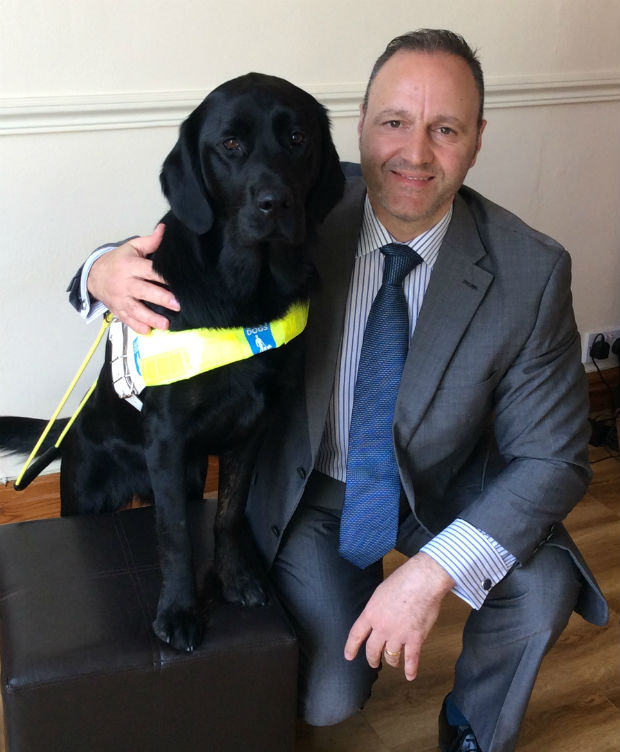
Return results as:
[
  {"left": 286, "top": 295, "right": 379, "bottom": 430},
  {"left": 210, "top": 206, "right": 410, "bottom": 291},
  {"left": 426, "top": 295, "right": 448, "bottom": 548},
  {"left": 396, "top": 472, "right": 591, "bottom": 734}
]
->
[{"left": 438, "top": 696, "right": 482, "bottom": 752}]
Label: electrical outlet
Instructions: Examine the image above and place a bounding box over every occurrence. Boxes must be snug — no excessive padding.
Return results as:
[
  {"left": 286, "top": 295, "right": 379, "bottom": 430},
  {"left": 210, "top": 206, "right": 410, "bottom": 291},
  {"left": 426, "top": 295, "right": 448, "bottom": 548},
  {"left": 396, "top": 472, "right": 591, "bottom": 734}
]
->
[{"left": 583, "top": 329, "right": 620, "bottom": 364}]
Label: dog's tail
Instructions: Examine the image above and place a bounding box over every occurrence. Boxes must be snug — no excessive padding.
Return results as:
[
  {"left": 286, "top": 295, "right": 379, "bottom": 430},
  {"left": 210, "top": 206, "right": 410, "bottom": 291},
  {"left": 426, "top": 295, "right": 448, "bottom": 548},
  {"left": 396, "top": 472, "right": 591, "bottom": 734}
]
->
[
  {"left": 0, "top": 416, "right": 68, "bottom": 490},
  {"left": 0, "top": 416, "right": 68, "bottom": 454}
]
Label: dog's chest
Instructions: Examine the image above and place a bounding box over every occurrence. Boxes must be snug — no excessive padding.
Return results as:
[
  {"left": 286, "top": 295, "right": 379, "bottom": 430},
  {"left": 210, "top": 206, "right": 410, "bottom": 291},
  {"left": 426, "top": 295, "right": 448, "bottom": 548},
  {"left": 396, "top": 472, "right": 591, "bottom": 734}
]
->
[{"left": 142, "top": 347, "right": 291, "bottom": 454}]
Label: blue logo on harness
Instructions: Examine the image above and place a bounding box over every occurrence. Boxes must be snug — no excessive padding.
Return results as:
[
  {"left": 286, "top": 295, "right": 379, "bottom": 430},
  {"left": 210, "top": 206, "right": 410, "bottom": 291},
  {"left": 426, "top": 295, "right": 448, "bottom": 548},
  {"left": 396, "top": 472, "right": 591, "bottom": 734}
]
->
[
  {"left": 243, "top": 322, "right": 276, "bottom": 354},
  {"left": 132, "top": 337, "right": 142, "bottom": 375}
]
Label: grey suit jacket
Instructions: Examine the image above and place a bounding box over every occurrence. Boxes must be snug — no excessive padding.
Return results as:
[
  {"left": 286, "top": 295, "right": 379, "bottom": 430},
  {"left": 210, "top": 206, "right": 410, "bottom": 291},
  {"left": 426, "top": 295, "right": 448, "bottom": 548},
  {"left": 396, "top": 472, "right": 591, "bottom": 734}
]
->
[{"left": 246, "top": 176, "right": 607, "bottom": 626}]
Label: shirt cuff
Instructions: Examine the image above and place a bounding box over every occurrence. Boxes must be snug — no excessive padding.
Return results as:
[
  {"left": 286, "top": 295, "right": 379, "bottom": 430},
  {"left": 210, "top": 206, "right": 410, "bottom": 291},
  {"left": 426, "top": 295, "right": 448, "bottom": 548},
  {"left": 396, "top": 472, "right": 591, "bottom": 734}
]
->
[
  {"left": 73, "top": 245, "right": 115, "bottom": 321},
  {"left": 420, "top": 518, "right": 517, "bottom": 609},
  {"left": 74, "top": 238, "right": 137, "bottom": 322}
]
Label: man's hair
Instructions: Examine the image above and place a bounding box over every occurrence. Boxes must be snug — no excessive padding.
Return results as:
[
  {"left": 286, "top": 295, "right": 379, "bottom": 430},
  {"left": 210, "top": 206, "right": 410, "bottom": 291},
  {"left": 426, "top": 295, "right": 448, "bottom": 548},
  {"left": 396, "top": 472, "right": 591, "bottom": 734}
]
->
[{"left": 362, "top": 29, "right": 485, "bottom": 126}]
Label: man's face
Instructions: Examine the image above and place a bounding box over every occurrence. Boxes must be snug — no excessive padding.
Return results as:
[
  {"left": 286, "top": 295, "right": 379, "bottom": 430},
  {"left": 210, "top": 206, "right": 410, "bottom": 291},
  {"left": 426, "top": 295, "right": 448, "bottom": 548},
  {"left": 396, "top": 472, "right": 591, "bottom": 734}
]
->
[{"left": 358, "top": 50, "right": 486, "bottom": 241}]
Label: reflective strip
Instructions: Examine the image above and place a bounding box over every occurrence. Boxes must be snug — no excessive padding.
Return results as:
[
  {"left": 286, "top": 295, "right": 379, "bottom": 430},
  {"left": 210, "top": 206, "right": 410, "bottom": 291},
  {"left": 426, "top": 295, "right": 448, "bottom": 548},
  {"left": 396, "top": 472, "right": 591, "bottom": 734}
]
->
[{"left": 132, "top": 300, "right": 309, "bottom": 387}]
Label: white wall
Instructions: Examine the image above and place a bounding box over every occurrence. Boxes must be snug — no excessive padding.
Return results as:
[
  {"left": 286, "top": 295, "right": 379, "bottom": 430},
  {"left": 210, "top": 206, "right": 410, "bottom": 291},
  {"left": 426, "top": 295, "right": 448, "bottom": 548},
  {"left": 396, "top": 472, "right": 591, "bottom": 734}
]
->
[{"left": 1, "top": 0, "right": 619, "bottom": 425}]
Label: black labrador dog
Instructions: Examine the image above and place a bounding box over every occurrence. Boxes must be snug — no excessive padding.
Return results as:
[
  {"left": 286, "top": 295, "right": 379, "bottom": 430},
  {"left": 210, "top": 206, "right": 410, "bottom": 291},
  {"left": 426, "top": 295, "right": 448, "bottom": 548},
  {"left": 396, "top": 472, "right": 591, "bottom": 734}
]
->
[{"left": 0, "top": 73, "right": 344, "bottom": 652}]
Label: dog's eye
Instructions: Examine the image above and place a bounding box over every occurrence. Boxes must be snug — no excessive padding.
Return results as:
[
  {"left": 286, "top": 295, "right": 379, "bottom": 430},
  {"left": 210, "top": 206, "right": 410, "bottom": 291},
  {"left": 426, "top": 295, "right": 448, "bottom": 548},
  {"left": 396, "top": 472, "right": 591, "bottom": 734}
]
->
[
  {"left": 223, "top": 138, "right": 241, "bottom": 151},
  {"left": 290, "top": 131, "right": 306, "bottom": 147}
]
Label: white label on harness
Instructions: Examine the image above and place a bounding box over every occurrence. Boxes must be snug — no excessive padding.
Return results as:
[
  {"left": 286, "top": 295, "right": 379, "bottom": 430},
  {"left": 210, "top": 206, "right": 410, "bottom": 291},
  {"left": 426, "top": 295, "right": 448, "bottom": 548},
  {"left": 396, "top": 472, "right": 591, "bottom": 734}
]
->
[{"left": 109, "top": 318, "right": 145, "bottom": 406}]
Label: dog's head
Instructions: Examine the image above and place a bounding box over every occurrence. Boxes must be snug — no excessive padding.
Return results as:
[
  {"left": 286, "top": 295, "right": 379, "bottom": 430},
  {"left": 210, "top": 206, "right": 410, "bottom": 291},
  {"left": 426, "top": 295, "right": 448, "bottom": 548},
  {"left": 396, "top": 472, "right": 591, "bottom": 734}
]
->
[{"left": 160, "top": 73, "right": 345, "bottom": 243}]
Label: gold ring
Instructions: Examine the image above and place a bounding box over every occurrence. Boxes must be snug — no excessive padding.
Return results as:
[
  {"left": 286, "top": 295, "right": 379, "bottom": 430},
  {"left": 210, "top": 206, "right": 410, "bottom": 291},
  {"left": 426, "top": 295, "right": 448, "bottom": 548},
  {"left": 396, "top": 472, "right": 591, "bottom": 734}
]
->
[{"left": 384, "top": 647, "right": 401, "bottom": 657}]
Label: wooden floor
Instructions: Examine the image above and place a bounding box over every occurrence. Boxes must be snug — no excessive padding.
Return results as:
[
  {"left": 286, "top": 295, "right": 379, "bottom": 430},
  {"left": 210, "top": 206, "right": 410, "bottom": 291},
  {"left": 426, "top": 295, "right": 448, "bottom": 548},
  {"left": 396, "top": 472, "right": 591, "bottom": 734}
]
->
[{"left": 0, "top": 448, "right": 618, "bottom": 751}]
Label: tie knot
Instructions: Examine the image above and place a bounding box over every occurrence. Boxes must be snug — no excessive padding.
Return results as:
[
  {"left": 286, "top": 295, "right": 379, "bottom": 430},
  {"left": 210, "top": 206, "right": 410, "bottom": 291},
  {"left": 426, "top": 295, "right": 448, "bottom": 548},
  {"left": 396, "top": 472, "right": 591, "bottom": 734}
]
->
[{"left": 380, "top": 243, "right": 423, "bottom": 286}]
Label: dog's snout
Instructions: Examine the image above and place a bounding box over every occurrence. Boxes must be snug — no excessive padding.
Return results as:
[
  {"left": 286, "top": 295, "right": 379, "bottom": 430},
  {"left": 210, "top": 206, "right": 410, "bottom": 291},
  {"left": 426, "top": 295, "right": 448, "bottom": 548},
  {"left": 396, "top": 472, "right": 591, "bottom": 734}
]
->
[
  {"left": 256, "top": 189, "right": 291, "bottom": 216},
  {"left": 257, "top": 192, "right": 276, "bottom": 215}
]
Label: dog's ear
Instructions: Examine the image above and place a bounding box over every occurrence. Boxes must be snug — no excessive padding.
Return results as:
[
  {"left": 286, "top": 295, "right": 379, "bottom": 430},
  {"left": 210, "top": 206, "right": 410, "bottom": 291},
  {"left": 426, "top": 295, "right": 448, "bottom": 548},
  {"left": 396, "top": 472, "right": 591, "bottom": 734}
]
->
[
  {"left": 306, "top": 106, "right": 346, "bottom": 225},
  {"left": 160, "top": 104, "right": 215, "bottom": 235}
]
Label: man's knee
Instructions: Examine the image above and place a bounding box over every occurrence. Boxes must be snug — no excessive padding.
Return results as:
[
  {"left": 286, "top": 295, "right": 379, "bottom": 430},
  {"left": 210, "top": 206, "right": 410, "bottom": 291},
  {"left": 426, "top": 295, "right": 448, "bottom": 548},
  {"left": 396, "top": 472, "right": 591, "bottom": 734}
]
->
[
  {"left": 300, "top": 655, "right": 377, "bottom": 726},
  {"left": 490, "top": 542, "right": 581, "bottom": 637}
]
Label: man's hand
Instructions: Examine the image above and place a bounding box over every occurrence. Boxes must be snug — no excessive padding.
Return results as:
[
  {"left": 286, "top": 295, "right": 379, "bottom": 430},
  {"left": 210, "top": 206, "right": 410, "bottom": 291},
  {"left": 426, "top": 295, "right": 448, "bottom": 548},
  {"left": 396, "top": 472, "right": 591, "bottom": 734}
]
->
[
  {"left": 344, "top": 552, "right": 455, "bottom": 681},
  {"left": 87, "top": 224, "right": 180, "bottom": 333}
]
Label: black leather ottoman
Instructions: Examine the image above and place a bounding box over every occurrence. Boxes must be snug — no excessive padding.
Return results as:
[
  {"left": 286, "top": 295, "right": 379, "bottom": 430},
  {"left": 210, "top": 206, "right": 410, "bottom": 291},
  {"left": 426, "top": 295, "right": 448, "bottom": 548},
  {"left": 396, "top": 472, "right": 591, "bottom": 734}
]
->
[{"left": 0, "top": 501, "right": 297, "bottom": 752}]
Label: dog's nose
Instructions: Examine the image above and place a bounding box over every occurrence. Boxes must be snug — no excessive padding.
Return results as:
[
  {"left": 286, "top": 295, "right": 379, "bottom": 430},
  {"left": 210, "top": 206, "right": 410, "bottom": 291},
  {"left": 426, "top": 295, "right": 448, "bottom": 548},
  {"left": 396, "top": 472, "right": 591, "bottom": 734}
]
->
[{"left": 256, "top": 190, "right": 290, "bottom": 216}]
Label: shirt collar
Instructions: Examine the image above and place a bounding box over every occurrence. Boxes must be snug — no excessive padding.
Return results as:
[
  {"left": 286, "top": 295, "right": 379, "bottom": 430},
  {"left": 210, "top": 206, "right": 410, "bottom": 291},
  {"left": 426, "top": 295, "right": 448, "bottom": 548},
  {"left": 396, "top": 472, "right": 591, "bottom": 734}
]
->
[{"left": 358, "top": 194, "right": 453, "bottom": 269}]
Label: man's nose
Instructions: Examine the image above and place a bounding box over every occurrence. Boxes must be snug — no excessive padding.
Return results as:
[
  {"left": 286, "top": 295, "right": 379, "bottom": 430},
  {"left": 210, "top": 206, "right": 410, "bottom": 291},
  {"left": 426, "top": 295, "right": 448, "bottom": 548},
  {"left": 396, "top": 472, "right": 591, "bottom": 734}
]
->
[{"left": 401, "top": 127, "right": 434, "bottom": 165}]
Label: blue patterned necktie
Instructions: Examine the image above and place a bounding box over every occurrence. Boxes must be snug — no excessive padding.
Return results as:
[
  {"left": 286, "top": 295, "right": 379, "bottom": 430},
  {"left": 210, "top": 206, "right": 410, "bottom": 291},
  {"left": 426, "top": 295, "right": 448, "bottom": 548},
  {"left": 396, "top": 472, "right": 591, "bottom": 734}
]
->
[{"left": 339, "top": 243, "right": 423, "bottom": 569}]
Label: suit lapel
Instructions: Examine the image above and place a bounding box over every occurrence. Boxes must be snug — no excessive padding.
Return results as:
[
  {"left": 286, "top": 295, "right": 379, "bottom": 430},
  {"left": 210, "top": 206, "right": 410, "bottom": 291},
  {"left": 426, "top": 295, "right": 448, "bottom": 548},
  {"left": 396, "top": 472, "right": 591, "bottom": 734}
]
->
[
  {"left": 395, "top": 192, "right": 494, "bottom": 434},
  {"left": 304, "top": 177, "right": 366, "bottom": 456}
]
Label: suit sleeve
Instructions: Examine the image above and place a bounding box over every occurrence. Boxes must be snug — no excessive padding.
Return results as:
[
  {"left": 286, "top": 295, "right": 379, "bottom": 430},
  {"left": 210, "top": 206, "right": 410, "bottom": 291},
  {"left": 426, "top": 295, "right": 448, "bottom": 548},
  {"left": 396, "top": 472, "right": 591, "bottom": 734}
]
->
[{"left": 460, "top": 249, "right": 591, "bottom": 563}]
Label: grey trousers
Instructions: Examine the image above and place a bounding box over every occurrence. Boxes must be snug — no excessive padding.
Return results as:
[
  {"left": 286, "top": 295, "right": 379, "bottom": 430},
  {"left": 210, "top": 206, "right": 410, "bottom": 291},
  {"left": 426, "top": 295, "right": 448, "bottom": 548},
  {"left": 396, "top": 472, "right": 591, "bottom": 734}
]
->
[{"left": 268, "top": 471, "right": 582, "bottom": 752}]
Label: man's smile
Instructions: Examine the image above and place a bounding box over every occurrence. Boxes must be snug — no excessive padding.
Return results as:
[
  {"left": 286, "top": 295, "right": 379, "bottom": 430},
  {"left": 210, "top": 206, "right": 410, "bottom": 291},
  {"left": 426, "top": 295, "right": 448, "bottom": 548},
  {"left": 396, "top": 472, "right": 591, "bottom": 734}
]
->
[{"left": 389, "top": 169, "right": 436, "bottom": 184}]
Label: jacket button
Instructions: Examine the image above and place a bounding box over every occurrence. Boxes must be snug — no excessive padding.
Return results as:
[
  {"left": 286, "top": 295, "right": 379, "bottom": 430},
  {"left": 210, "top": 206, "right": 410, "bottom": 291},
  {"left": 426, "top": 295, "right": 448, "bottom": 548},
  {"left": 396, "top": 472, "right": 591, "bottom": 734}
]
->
[
  {"left": 297, "top": 467, "right": 307, "bottom": 479},
  {"left": 271, "top": 525, "right": 280, "bottom": 538}
]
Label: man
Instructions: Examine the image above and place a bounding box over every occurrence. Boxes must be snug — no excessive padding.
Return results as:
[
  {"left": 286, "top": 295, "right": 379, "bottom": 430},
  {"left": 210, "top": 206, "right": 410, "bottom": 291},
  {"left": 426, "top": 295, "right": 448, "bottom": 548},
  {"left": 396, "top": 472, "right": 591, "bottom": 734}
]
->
[{"left": 69, "top": 30, "right": 607, "bottom": 752}]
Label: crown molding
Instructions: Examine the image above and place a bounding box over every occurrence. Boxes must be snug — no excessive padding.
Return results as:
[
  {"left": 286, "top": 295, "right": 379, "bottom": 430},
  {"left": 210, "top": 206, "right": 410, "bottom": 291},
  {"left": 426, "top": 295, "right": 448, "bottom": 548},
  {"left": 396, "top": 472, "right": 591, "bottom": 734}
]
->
[
  {"left": 1, "top": 72, "right": 618, "bottom": 136},
  {"left": 484, "top": 71, "right": 620, "bottom": 108}
]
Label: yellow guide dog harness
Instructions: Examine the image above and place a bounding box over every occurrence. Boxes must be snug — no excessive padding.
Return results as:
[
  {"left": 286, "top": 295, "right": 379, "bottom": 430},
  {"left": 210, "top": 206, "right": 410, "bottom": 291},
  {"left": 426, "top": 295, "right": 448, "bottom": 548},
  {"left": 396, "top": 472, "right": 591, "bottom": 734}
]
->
[{"left": 110, "top": 300, "right": 310, "bottom": 410}]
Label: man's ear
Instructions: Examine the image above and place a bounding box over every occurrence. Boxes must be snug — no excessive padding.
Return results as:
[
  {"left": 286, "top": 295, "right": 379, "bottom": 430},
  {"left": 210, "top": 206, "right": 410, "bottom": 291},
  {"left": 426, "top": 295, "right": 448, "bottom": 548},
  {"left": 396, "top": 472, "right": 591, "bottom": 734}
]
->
[
  {"left": 160, "top": 101, "right": 215, "bottom": 235},
  {"left": 470, "top": 119, "right": 487, "bottom": 168},
  {"left": 357, "top": 102, "right": 365, "bottom": 143}
]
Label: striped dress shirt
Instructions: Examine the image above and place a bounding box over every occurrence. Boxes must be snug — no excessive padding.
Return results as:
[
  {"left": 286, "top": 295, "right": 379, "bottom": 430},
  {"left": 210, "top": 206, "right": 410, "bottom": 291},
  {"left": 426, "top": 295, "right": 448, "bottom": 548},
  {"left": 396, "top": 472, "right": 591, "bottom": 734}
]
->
[{"left": 315, "top": 196, "right": 516, "bottom": 609}]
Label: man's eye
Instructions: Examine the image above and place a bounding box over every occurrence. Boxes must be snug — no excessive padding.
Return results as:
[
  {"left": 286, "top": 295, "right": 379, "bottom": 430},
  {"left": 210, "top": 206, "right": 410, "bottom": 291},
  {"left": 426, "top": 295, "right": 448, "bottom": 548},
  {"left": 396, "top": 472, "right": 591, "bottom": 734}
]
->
[
  {"left": 223, "top": 137, "right": 241, "bottom": 151},
  {"left": 386, "top": 120, "right": 401, "bottom": 128},
  {"left": 290, "top": 131, "right": 306, "bottom": 146},
  {"left": 437, "top": 127, "right": 456, "bottom": 136}
]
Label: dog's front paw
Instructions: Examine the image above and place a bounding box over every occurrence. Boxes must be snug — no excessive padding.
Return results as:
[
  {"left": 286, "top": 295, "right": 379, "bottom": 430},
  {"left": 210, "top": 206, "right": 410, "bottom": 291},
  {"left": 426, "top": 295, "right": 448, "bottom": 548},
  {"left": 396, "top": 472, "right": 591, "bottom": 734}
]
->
[
  {"left": 217, "top": 558, "right": 268, "bottom": 608},
  {"left": 153, "top": 606, "right": 204, "bottom": 652}
]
